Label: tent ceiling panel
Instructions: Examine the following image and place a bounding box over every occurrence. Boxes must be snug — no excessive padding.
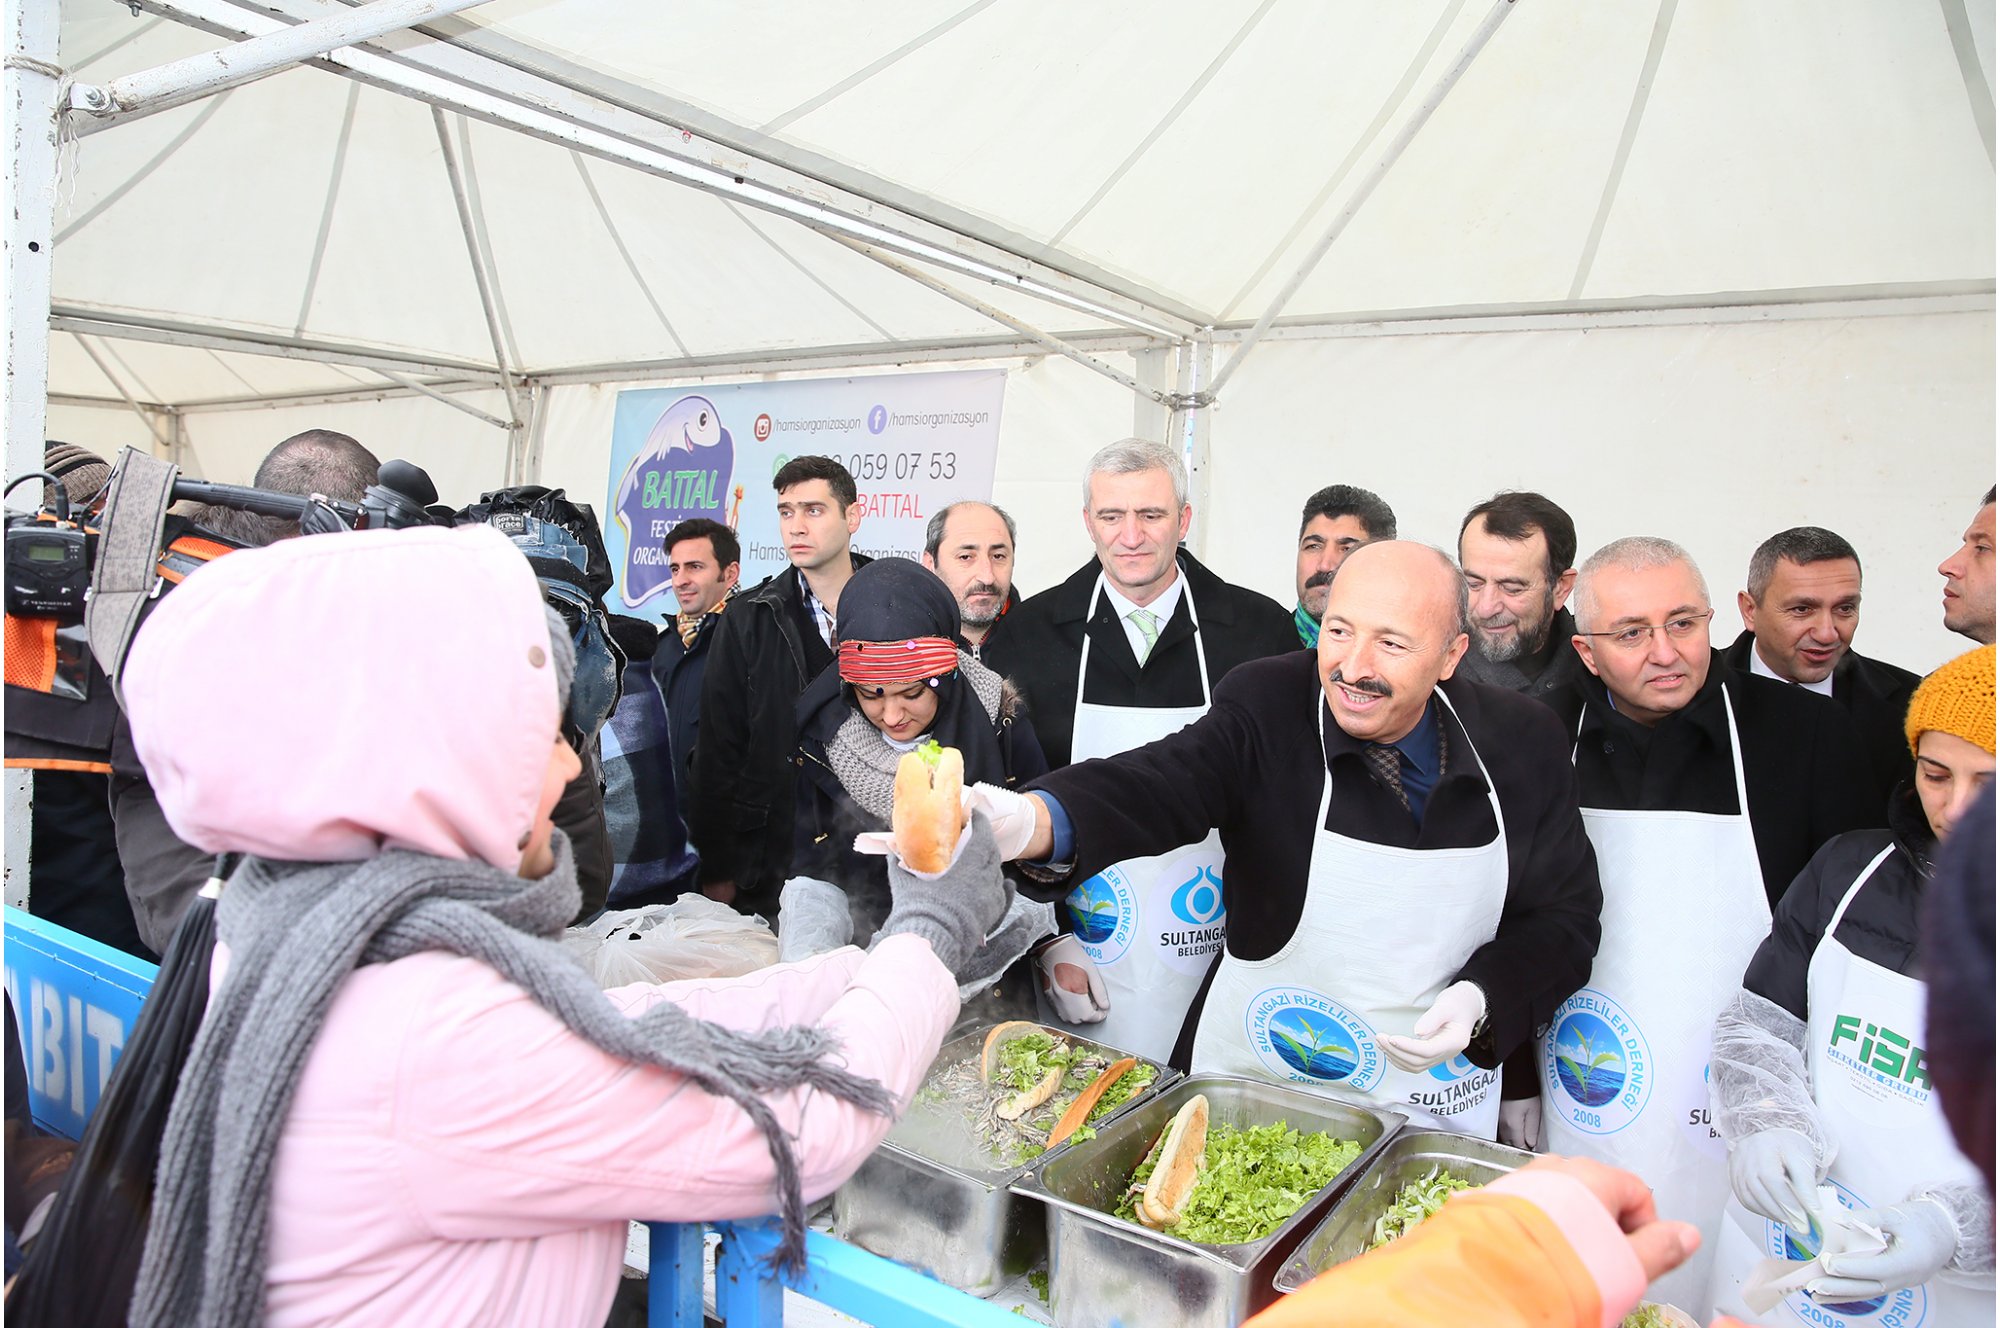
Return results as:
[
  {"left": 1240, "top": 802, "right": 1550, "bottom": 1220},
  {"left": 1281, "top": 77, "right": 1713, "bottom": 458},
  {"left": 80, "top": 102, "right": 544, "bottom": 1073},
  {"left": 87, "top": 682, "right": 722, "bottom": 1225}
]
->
[
  {"left": 1581, "top": 1, "right": 1996, "bottom": 299},
  {"left": 45, "top": 329, "right": 409, "bottom": 406},
  {"left": 41, "top": 0, "right": 1997, "bottom": 397},
  {"left": 1229, "top": 1, "right": 1995, "bottom": 321}
]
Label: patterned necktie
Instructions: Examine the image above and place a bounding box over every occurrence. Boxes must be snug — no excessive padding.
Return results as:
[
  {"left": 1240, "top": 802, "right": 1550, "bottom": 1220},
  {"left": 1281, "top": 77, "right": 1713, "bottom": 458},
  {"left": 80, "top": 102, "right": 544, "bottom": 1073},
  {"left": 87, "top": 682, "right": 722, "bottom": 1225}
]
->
[
  {"left": 1366, "top": 743, "right": 1412, "bottom": 815},
  {"left": 676, "top": 612, "right": 702, "bottom": 648},
  {"left": 1131, "top": 608, "right": 1161, "bottom": 664}
]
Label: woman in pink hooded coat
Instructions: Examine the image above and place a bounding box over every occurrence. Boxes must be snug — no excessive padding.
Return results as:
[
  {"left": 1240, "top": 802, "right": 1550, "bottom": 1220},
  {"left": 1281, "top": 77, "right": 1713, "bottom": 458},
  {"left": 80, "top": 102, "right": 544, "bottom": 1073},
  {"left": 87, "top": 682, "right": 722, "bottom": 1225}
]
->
[{"left": 116, "top": 524, "right": 1009, "bottom": 1328}]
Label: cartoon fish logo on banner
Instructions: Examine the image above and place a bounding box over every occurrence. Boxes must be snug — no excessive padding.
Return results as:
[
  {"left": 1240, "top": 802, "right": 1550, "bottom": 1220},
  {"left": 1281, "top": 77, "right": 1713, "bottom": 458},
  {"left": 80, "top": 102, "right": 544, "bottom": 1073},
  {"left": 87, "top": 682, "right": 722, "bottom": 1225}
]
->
[{"left": 613, "top": 394, "right": 735, "bottom": 608}]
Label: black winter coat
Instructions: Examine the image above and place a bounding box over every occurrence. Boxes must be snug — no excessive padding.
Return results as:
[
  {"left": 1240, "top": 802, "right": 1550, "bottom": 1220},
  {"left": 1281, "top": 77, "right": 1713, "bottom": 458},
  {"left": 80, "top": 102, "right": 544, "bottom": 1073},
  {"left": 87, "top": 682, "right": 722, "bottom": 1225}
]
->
[
  {"left": 690, "top": 556, "right": 869, "bottom": 914},
  {"left": 650, "top": 604, "right": 727, "bottom": 826},
  {"left": 1024, "top": 655, "right": 1603, "bottom": 1074},
  {"left": 792, "top": 684, "right": 1051, "bottom": 938},
  {"left": 1741, "top": 785, "right": 1936, "bottom": 1020},
  {"left": 1557, "top": 654, "right": 1880, "bottom": 911},
  {"left": 985, "top": 551, "right": 1297, "bottom": 769},
  {"left": 1722, "top": 630, "right": 1920, "bottom": 817}
]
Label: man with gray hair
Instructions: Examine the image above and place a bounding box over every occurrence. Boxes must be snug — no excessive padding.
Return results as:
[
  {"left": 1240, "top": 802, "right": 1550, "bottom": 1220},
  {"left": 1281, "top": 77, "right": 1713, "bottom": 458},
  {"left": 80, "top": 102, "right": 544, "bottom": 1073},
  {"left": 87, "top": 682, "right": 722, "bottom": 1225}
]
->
[
  {"left": 995, "top": 438, "right": 1294, "bottom": 1058},
  {"left": 1723, "top": 525, "right": 1918, "bottom": 808},
  {"left": 922, "top": 499, "right": 1018, "bottom": 661},
  {"left": 1527, "top": 535, "right": 1873, "bottom": 1312}
]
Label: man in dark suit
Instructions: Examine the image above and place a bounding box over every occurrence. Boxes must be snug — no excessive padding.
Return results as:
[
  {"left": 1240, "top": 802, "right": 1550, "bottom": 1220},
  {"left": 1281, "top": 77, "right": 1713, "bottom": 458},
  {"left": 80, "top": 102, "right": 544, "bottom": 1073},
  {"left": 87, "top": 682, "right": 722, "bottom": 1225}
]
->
[
  {"left": 982, "top": 438, "right": 1296, "bottom": 1057},
  {"left": 987, "top": 439, "right": 1297, "bottom": 770},
  {"left": 1724, "top": 525, "right": 1919, "bottom": 812}
]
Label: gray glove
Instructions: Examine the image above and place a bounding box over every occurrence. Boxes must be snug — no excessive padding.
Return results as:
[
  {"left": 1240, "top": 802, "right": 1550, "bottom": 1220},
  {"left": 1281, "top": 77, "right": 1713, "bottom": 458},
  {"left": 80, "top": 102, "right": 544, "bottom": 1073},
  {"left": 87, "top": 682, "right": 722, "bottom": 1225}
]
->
[{"left": 876, "top": 810, "right": 1009, "bottom": 976}]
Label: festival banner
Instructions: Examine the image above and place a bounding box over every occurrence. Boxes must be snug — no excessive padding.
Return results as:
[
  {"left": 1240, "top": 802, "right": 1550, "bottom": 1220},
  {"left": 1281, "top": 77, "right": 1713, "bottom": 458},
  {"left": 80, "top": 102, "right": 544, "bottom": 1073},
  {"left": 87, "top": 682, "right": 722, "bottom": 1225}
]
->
[{"left": 603, "top": 369, "right": 1006, "bottom": 620}]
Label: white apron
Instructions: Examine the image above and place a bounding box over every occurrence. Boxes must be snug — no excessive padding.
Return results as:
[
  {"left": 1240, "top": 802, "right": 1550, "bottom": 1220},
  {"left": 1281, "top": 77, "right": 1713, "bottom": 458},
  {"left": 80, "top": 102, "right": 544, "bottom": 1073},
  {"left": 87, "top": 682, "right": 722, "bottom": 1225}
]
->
[
  {"left": 1708, "top": 845, "right": 1994, "bottom": 1326},
  {"left": 1540, "top": 686, "right": 1772, "bottom": 1317},
  {"left": 1191, "top": 688, "right": 1506, "bottom": 1138},
  {"left": 1039, "top": 572, "right": 1225, "bottom": 1061}
]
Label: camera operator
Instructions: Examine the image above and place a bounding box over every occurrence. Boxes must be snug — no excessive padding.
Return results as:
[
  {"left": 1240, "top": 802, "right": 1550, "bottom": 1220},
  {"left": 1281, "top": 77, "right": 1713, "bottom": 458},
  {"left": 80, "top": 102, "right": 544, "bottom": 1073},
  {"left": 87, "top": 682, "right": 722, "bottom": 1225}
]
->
[{"left": 104, "top": 431, "right": 615, "bottom": 949}]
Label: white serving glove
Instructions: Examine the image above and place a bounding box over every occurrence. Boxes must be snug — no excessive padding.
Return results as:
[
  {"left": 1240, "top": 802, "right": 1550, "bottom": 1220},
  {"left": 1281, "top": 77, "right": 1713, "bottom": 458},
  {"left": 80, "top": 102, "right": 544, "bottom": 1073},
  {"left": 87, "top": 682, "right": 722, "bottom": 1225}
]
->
[
  {"left": 852, "top": 782, "right": 1040, "bottom": 863},
  {"left": 1810, "top": 1200, "right": 1960, "bottom": 1302},
  {"left": 1498, "top": 1095, "right": 1542, "bottom": 1151},
  {"left": 1730, "top": 1127, "right": 1822, "bottom": 1230},
  {"left": 1380, "top": 981, "right": 1486, "bottom": 1073},
  {"left": 965, "top": 782, "right": 1041, "bottom": 861},
  {"left": 1035, "top": 935, "right": 1109, "bottom": 1024}
]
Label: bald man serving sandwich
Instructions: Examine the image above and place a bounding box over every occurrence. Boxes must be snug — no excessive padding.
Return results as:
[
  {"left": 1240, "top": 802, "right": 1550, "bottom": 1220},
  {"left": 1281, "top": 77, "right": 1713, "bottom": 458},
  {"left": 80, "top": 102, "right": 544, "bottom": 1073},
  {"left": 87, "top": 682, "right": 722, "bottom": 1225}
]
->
[{"left": 988, "top": 542, "right": 1603, "bottom": 1138}]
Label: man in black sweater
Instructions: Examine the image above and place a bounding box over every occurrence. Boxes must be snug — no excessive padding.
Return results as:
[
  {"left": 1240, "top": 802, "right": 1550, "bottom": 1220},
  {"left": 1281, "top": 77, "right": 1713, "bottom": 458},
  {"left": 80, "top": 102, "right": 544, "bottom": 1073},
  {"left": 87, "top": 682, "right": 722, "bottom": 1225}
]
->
[
  {"left": 998, "top": 541, "right": 1603, "bottom": 1137},
  {"left": 690, "top": 456, "right": 867, "bottom": 918}
]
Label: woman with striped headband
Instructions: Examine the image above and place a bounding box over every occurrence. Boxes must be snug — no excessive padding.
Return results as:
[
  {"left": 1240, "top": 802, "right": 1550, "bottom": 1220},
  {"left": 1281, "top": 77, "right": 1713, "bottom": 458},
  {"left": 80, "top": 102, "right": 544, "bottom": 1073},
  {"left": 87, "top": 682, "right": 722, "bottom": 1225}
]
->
[{"left": 790, "top": 557, "right": 1054, "bottom": 951}]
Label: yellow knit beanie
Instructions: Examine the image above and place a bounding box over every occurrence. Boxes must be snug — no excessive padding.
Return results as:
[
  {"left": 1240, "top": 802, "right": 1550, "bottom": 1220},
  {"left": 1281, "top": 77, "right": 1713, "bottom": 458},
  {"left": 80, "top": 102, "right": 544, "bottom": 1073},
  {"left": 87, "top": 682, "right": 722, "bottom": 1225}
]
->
[{"left": 1906, "top": 644, "right": 1996, "bottom": 756}]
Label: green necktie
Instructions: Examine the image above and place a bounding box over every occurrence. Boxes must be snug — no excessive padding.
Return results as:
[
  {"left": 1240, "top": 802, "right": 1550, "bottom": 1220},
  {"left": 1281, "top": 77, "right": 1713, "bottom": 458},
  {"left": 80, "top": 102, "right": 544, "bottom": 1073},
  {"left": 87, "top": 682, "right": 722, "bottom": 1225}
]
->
[{"left": 1131, "top": 608, "right": 1160, "bottom": 664}]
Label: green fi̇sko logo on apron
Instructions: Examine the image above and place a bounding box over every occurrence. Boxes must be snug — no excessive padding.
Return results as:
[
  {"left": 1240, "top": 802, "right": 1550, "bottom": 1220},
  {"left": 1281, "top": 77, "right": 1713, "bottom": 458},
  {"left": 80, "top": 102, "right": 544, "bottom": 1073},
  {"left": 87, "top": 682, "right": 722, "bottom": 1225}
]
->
[
  {"left": 1245, "top": 986, "right": 1385, "bottom": 1091},
  {"left": 1760, "top": 1177, "right": 1928, "bottom": 1327},
  {"left": 1825, "top": 1013, "right": 1933, "bottom": 1112},
  {"left": 1542, "top": 988, "right": 1653, "bottom": 1134}
]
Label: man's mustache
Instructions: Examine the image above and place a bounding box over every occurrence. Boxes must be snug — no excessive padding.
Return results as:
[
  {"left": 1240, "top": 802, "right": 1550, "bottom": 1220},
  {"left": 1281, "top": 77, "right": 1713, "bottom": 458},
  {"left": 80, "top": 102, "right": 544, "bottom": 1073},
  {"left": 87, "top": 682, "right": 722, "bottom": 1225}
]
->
[
  {"left": 963, "top": 582, "right": 1004, "bottom": 598},
  {"left": 1327, "top": 667, "right": 1392, "bottom": 698},
  {"left": 1305, "top": 569, "right": 1336, "bottom": 592}
]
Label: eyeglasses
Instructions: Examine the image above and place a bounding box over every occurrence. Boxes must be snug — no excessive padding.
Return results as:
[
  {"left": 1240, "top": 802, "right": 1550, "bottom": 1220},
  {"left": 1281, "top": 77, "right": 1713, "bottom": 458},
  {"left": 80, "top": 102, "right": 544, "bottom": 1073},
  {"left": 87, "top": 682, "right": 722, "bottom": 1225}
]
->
[{"left": 1578, "top": 609, "right": 1715, "bottom": 652}]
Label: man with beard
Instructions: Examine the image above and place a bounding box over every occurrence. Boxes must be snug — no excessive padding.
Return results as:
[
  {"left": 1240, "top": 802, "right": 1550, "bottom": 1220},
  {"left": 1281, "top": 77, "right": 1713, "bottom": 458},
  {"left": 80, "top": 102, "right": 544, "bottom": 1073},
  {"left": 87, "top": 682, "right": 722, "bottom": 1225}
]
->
[
  {"left": 1939, "top": 486, "right": 1996, "bottom": 646},
  {"left": 1292, "top": 484, "right": 1396, "bottom": 648},
  {"left": 1456, "top": 491, "right": 1583, "bottom": 707},
  {"left": 922, "top": 500, "right": 1018, "bottom": 662}
]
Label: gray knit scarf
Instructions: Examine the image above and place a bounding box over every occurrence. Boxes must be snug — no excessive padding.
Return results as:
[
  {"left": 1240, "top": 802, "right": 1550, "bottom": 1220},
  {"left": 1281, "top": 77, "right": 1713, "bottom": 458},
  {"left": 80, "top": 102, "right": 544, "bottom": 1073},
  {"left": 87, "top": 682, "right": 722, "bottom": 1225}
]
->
[
  {"left": 131, "top": 834, "right": 896, "bottom": 1327},
  {"left": 824, "top": 650, "right": 1005, "bottom": 822}
]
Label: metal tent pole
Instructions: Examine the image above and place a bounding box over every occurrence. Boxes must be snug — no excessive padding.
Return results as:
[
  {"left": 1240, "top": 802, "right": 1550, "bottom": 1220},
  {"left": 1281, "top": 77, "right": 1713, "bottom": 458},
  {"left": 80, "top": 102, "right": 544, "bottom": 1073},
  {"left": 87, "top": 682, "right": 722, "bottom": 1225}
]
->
[
  {"left": 4, "top": 0, "right": 61, "bottom": 910},
  {"left": 1207, "top": 0, "right": 1516, "bottom": 399},
  {"left": 833, "top": 238, "right": 1170, "bottom": 403},
  {"left": 67, "top": 0, "right": 494, "bottom": 120}
]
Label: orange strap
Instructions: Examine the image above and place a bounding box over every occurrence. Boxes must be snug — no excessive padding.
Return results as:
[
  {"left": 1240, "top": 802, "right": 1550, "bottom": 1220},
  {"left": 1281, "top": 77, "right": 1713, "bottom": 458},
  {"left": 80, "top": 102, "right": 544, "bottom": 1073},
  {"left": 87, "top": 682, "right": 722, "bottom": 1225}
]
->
[
  {"left": 3, "top": 615, "right": 57, "bottom": 692},
  {"left": 3, "top": 757, "right": 113, "bottom": 774}
]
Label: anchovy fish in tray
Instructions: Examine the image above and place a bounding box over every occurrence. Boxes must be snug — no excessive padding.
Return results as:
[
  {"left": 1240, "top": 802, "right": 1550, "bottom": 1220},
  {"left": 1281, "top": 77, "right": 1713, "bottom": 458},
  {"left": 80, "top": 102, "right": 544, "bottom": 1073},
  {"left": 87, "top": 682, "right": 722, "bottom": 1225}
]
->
[
  {"left": 831, "top": 1021, "right": 1174, "bottom": 1298},
  {"left": 1272, "top": 1129, "right": 1533, "bottom": 1294},
  {"left": 1011, "top": 1074, "right": 1404, "bottom": 1328}
]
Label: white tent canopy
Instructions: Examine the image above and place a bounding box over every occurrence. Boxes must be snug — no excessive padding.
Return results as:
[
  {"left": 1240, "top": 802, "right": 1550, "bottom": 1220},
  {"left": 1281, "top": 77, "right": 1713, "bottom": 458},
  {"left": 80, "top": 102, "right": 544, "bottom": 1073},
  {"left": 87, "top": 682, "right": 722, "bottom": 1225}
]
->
[{"left": 12, "top": 0, "right": 1996, "bottom": 660}]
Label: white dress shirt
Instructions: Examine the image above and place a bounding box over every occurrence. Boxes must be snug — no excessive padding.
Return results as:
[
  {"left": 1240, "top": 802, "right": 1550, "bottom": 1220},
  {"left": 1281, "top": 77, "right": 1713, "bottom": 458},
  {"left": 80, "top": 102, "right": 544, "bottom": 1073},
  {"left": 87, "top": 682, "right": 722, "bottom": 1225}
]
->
[
  {"left": 1747, "top": 641, "right": 1836, "bottom": 696},
  {"left": 1099, "top": 569, "right": 1185, "bottom": 665}
]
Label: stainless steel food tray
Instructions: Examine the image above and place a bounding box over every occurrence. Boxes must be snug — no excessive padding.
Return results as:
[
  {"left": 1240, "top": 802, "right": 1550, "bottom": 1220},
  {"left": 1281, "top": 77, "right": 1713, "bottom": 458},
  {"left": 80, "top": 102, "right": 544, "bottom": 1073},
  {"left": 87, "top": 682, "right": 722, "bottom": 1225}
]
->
[
  {"left": 1011, "top": 1074, "right": 1405, "bottom": 1328},
  {"left": 1272, "top": 1128, "right": 1533, "bottom": 1294},
  {"left": 831, "top": 1021, "right": 1174, "bottom": 1298}
]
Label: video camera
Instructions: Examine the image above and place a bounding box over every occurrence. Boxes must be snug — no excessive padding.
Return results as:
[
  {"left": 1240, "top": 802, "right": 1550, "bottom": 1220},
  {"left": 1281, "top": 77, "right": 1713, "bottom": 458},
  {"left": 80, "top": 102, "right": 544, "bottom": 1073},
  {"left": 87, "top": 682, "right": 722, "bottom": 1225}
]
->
[{"left": 4, "top": 458, "right": 440, "bottom": 619}]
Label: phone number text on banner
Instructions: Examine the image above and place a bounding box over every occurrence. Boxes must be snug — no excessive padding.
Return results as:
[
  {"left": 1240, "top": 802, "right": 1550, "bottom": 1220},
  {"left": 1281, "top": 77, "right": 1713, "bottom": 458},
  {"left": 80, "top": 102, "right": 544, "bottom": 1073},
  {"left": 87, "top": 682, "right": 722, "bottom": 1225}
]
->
[{"left": 604, "top": 370, "right": 1006, "bottom": 619}]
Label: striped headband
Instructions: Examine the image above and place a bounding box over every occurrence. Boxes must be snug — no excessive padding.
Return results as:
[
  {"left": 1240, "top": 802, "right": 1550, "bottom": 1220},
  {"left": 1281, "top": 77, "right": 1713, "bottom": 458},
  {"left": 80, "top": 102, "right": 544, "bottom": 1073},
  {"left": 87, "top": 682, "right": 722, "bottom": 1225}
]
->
[{"left": 838, "top": 636, "right": 960, "bottom": 687}]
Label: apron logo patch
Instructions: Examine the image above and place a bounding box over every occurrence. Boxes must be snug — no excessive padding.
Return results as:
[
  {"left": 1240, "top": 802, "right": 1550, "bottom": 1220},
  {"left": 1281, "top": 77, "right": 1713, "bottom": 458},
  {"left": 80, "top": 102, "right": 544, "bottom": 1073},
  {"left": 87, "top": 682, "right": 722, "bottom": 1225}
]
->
[
  {"left": 1825, "top": 1013, "right": 1933, "bottom": 1108},
  {"left": 1542, "top": 989, "right": 1652, "bottom": 1135},
  {"left": 1761, "top": 1177, "right": 1928, "bottom": 1327},
  {"left": 1152, "top": 860, "right": 1226, "bottom": 976},
  {"left": 1065, "top": 869, "right": 1136, "bottom": 966},
  {"left": 1245, "top": 986, "right": 1383, "bottom": 1091}
]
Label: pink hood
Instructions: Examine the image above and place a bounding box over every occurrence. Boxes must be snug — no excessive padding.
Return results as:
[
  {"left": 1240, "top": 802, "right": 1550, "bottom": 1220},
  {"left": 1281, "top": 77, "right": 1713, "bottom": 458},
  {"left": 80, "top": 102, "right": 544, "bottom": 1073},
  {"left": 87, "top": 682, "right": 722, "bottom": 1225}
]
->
[{"left": 124, "top": 524, "right": 561, "bottom": 870}]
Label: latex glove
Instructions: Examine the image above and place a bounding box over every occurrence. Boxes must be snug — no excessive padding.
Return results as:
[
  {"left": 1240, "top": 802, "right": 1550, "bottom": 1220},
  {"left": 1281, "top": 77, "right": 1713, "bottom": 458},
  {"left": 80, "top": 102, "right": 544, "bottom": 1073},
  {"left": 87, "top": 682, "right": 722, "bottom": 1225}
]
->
[
  {"left": 1498, "top": 1095, "right": 1542, "bottom": 1151},
  {"left": 966, "top": 782, "right": 1040, "bottom": 860},
  {"left": 876, "top": 812, "right": 1009, "bottom": 976},
  {"left": 1729, "top": 1128, "right": 1821, "bottom": 1229},
  {"left": 1810, "top": 1199, "right": 1959, "bottom": 1302},
  {"left": 777, "top": 876, "right": 852, "bottom": 962},
  {"left": 1380, "top": 981, "right": 1485, "bottom": 1073},
  {"left": 1035, "top": 935, "right": 1109, "bottom": 1023}
]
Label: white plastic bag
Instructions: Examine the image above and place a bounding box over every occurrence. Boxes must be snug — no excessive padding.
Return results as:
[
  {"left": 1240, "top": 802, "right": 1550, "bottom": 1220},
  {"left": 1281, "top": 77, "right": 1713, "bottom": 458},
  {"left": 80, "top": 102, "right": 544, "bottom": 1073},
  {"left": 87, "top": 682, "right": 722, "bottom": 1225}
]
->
[{"left": 563, "top": 895, "right": 779, "bottom": 988}]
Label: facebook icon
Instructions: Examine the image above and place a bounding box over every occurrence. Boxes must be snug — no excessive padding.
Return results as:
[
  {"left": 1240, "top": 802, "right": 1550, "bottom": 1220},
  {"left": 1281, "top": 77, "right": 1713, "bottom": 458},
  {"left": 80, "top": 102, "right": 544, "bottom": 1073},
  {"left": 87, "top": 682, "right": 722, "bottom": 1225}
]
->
[{"left": 867, "top": 404, "right": 888, "bottom": 435}]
